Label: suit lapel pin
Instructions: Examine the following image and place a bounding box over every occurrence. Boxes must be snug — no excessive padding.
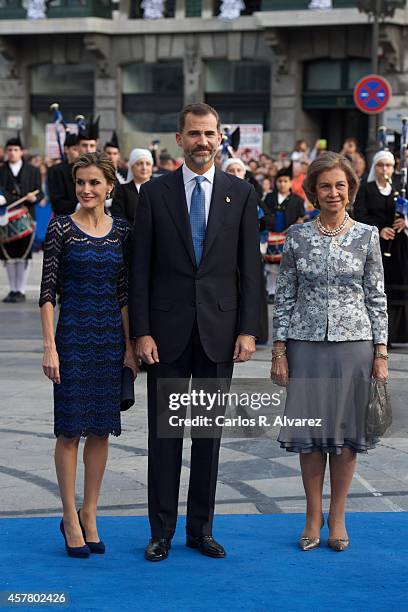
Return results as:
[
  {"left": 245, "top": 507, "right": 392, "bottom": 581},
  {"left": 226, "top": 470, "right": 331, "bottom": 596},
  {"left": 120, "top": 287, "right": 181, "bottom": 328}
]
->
[{"left": 225, "top": 196, "right": 231, "bottom": 204}]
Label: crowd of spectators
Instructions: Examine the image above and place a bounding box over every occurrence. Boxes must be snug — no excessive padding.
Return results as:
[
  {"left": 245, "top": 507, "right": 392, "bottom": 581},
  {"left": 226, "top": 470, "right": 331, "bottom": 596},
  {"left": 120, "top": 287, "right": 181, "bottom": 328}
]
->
[{"left": 0, "top": 134, "right": 371, "bottom": 211}]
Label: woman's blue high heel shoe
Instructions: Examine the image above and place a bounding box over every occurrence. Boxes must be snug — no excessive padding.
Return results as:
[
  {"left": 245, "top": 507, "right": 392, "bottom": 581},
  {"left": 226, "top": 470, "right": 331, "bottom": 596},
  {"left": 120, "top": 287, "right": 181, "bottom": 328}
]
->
[
  {"left": 77, "top": 509, "right": 106, "bottom": 554},
  {"left": 60, "top": 519, "right": 90, "bottom": 558}
]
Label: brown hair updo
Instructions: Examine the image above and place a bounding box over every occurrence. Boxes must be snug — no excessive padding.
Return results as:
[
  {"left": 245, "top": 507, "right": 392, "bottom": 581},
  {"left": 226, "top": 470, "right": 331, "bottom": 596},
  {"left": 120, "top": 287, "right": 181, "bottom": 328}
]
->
[{"left": 302, "top": 151, "right": 359, "bottom": 209}]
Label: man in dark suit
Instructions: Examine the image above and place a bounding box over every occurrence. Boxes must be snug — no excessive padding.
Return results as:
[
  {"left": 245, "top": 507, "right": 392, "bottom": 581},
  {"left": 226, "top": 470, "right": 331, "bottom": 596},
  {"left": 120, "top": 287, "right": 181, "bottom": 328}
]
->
[{"left": 129, "top": 103, "right": 260, "bottom": 562}]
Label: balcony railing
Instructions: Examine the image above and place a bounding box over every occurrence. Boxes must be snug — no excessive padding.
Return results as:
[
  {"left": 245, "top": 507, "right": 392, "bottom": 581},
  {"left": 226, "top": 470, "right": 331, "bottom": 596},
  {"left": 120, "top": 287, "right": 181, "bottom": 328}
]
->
[
  {"left": 185, "top": 0, "right": 355, "bottom": 17},
  {"left": 261, "top": 0, "right": 358, "bottom": 9},
  {"left": 0, "top": 0, "right": 396, "bottom": 20},
  {"left": 0, "top": 0, "right": 113, "bottom": 19}
]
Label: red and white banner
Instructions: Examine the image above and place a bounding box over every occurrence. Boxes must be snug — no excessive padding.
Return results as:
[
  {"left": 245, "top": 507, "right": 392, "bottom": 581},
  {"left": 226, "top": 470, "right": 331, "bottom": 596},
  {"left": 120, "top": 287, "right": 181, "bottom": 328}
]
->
[{"left": 45, "top": 123, "right": 77, "bottom": 159}]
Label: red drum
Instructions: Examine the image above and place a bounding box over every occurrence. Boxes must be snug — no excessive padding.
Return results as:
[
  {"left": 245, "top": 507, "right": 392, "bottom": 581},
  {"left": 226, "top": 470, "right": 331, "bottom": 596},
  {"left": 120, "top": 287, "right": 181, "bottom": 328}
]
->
[
  {"left": 264, "top": 231, "right": 286, "bottom": 264},
  {"left": 0, "top": 206, "right": 35, "bottom": 244}
]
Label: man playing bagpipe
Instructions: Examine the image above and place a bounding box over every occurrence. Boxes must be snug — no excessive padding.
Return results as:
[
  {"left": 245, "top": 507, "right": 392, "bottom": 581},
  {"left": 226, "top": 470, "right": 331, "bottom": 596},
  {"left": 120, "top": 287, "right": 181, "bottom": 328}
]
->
[{"left": 0, "top": 135, "right": 43, "bottom": 303}]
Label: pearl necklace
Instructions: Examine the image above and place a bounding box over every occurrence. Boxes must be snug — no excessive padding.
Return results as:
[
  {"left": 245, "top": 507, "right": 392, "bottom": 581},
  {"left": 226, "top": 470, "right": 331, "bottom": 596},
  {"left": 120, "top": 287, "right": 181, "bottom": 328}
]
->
[{"left": 315, "top": 212, "right": 350, "bottom": 237}]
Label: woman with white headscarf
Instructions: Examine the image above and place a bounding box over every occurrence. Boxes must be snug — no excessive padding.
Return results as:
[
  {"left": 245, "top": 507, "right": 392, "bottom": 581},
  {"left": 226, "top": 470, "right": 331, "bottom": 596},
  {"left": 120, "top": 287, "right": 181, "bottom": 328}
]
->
[
  {"left": 111, "top": 148, "right": 154, "bottom": 225},
  {"left": 354, "top": 150, "right": 408, "bottom": 343},
  {"left": 222, "top": 157, "right": 246, "bottom": 178}
]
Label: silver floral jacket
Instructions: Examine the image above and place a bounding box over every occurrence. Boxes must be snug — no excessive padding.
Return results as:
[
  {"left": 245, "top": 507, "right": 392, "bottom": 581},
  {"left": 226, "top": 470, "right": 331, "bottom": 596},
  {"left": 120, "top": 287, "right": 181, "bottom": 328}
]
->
[{"left": 272, "top": 221, "right": 388, "bottom": 344}]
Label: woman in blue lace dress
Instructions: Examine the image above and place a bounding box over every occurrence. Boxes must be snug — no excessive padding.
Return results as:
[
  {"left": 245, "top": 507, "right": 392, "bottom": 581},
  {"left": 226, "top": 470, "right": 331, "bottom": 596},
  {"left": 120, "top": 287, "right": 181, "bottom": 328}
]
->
[{"left": 39, "top": 152, "right": 137, "bottom": 558}]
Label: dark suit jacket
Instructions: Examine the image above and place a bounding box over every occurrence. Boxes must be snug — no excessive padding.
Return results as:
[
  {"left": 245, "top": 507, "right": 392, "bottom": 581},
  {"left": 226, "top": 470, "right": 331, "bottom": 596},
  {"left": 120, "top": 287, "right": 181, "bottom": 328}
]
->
[
  {"left": 129, "top": 166, "right": 260, "bottom": 363},
  {"left": 111, "top": 181, "right": 139, "bottom": 225},
  {"left": 0, "top": 161, "right": 43, "bottom": 219},
  {"left": 47, "top": 161, "right": 77, "bottom": 216},
  {"left": 263, "top": 190, "right": 305, "bottom": 230}
]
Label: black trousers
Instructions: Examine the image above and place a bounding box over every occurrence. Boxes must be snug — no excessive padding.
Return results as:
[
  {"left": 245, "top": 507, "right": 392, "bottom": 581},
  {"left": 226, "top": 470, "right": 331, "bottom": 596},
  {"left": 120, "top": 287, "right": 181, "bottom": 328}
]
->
[{"left": 147, "top": 321, "right": 234, "bottom": 539}]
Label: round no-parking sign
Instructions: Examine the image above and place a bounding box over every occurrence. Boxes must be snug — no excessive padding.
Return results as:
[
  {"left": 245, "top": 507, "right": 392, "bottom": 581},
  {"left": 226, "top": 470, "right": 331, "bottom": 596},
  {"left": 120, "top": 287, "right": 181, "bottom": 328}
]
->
[{"left": 353, "top": 74, "right": 392, "bottom": 115}]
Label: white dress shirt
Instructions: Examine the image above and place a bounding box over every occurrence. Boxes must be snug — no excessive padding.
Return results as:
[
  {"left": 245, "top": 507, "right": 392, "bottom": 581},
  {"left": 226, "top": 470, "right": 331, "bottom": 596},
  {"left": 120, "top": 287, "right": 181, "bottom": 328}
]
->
[
  {"left": 9, "top": 160, "right": 23, "bottom": 177},
  {"left": 182, "top": 163, "right": 215, "bottom": 224}
]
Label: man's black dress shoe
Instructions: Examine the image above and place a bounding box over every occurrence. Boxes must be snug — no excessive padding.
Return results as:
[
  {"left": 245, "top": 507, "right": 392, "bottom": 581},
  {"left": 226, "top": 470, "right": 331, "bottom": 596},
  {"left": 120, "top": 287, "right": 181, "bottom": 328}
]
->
[
  {"left": 186, "top": 535, "right": 226, "bottom": 558},
  {"left": 144, "top": 538, "right": 171, "bottom": 562}
]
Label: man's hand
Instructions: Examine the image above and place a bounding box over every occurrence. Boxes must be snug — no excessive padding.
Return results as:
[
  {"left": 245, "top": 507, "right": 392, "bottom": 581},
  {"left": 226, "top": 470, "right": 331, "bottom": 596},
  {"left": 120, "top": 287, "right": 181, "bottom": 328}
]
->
[
  {"left": 233, "top": 335, "right": 256, "bottom": 363},
  {"left": 393, "top": 217, "right": 406, "bottom": 233},
  {"left": 25, "top": 191, "right": 37, "bottom": 203},
  {"left": 134, "top": 335, "right": 159, "bottom": 365}
]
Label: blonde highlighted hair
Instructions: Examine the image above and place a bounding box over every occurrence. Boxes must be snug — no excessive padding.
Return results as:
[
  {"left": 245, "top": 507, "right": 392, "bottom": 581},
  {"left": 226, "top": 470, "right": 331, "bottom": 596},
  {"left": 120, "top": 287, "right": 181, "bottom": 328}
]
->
[{"left": 72, "top": 152, "right": 116, "bottom": 194}]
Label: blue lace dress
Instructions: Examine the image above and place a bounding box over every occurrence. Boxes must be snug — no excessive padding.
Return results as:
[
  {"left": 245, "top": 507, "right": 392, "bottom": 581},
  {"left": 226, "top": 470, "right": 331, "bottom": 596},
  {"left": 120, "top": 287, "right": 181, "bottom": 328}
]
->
[{"left": 39, "top": 215, "right": 131, "bottom": 438}]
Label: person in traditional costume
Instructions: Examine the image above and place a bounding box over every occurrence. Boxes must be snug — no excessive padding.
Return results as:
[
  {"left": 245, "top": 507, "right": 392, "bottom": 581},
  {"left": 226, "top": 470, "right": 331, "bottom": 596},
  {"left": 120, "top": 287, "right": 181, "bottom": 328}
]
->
[
  {"left": 111, "top": 148, "right": 153, "bottom": 225},
  {"left": 77, "top": 116, "right": 99, "bottom": 155},
  {"left": 0, "top": 135, "right": 43, "bottom": 303},
  {"left": 354, "top": 150, "right": 408, "bottom": 344},
  {"left": 263, "top": 166, "right": 305, "bottom": 301},
  {"left": 103, "top": 131, "right": 127, "bottom": 185},
  {"left": 47, "top": 132, "right": 79, "bottom": 216}
]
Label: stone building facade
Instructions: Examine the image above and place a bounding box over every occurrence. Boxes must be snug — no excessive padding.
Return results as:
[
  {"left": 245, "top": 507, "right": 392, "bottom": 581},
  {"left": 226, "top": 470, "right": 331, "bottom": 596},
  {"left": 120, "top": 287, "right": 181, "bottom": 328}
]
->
[{"left": 0, "top": 1, "right": 407, "bottom": 156}]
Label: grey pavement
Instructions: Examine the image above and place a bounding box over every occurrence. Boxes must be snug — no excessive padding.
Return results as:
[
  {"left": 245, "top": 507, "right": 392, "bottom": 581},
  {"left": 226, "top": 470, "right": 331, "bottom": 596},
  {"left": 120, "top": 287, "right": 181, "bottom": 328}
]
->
[{"left": 0, "top": 253, "right": 408, "bottom": 519}]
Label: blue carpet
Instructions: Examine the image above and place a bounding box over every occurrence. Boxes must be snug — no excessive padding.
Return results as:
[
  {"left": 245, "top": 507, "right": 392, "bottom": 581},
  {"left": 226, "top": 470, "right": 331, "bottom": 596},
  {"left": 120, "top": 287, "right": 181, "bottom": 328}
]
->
[{"left": 0, "top": 513, "right": 407, "bottom": 611}]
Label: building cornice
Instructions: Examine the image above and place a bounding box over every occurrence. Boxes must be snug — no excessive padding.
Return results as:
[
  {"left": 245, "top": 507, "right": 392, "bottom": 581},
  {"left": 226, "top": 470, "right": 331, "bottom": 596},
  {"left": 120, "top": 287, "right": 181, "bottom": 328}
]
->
[{"left": 0, "top": 8, "right": 407, "bottom": 37}]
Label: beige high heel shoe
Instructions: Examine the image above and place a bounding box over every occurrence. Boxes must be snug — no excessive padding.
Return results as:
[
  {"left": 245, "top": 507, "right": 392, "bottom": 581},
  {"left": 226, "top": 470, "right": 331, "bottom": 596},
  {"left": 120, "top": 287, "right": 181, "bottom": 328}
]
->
[
  {"left": 328, "top": 537, "right": 350, "bottom": 551},
  {"left": 327, "top": 517, "right": 350, "bottom": 551},
  {"left": 298, "top": 514, "right": 325, "bottom": 551}
]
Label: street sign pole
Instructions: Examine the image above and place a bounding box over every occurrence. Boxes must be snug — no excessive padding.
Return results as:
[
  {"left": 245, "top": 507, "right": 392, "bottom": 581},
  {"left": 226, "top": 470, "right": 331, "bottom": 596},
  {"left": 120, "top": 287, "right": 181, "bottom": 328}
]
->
[
  {"left": 368, "top": 0, "right": 381, "bottom": 160},
  {"left": 357, "top": 0, "right": 406, "bottom": 158}
]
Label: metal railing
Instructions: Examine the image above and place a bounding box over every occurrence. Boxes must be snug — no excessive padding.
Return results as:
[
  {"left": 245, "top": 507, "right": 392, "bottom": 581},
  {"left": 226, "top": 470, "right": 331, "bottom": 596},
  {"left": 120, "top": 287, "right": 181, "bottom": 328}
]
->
[{"left": 0, "top": 0, "right": 113, "bottom": 19}]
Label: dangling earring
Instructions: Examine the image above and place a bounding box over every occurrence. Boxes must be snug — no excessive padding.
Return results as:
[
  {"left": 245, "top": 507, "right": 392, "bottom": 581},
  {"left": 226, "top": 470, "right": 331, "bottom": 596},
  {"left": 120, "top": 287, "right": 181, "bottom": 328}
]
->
[
  {"left": 312, "top": 199, "right": 320, "bottom": 210},
  {"left": 106, "top": 191, "right": 111, "bottom": 199}
]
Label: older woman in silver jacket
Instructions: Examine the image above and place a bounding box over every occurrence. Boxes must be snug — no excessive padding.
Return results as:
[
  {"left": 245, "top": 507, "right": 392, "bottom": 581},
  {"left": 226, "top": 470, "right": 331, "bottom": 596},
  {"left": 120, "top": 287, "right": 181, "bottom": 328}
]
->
[{"left": 271, "top": 152, "right": 388, "bottom": 552}]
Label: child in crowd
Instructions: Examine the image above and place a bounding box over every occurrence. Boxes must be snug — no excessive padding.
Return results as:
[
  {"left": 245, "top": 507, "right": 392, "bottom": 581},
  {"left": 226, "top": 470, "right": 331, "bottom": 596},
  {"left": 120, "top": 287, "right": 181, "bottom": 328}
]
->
[{"left": 263, "top": 167, "right": 305, "bottom": 301}]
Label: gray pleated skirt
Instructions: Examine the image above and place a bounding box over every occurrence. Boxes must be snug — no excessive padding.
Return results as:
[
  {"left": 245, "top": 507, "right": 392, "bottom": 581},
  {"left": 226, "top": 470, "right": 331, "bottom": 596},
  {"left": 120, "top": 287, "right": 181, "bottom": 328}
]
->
[{"left": 278, "top": 339, "right": 376, "bottom": 455}]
